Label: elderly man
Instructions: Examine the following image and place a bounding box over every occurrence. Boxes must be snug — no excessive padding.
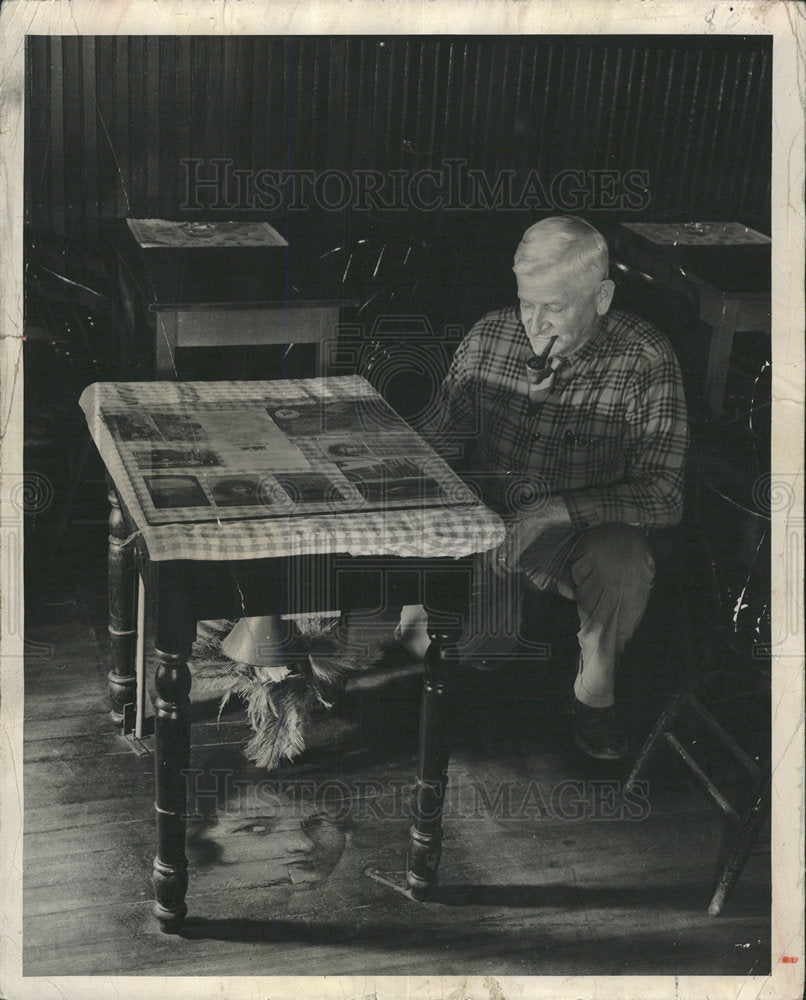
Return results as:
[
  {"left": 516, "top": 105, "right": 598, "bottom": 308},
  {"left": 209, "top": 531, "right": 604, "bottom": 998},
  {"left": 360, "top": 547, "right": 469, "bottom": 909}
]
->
[{"left": 396, "top": 215, "right": 689, "bottom": 760}]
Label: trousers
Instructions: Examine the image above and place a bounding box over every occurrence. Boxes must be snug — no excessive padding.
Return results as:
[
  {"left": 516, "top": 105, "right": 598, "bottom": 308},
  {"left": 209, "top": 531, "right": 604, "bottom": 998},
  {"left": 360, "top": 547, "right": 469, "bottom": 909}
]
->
[{"left": 396, "top": 523, "right": 655, "bottom": 708}]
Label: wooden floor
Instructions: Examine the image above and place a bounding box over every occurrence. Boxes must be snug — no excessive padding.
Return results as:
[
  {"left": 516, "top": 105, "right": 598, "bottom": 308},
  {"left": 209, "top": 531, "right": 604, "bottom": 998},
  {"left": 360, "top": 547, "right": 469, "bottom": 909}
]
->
[{"left": 23, "top": 522, "right": 771, "bottom": 978}]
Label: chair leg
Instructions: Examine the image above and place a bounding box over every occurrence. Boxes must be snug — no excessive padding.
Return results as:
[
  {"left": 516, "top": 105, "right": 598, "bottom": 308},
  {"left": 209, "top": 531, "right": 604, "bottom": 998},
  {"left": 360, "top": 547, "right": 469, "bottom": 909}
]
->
[
  {"left": 625, "top": 689, "right": 688, "bottom": 792},
  {"left": 663, "top": 732, "right": 740, "bottom": 820},
  {"left": 708, "top": 773, "right": 771, "bottom": 916},
  {"left": 687, "top": 696, "right": 761, "bottom": 780}
]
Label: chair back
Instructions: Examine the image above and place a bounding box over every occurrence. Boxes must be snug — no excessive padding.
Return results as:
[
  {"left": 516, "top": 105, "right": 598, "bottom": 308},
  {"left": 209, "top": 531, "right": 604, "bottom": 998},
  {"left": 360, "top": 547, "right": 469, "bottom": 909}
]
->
[
  {"left": 25, "top": 234, "right": 144, "bottom": 381},
  {"left": 26, "top": 265, "right": 111, "bottom": 367},
  {"left": 318, "top": 235, "right": 429, "bottom": 319},
  {"left": 610, "top": 259, "right": 705, "bottom": 426},
  {"left": 318, "top": 234, "right": 446, "bottom": 419},
  {"left": 691, "top": 355, "right": 772, "bottom": 667}
]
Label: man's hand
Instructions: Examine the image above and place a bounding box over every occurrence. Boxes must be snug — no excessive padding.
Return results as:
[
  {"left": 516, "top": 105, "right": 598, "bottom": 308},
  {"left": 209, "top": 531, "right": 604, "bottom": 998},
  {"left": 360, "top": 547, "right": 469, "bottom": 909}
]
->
[{"left": 488, "top": 496, "right": 572, "bottom": 576}]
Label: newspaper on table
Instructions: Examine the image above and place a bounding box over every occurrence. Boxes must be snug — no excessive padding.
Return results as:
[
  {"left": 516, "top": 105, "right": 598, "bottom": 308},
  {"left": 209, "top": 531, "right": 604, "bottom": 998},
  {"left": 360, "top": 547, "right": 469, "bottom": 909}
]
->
[{"left": 79, "top": 376, "right": 503, "bottom": 562}]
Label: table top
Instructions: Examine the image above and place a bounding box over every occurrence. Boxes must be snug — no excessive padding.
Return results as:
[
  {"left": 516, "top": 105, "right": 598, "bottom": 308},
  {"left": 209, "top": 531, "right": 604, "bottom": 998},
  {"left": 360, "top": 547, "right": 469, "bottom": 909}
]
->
[
  {"left": 126, "top": 219, "right": 288, "bottom": 249},
  {"left": 622, "top": 222, "right": 770, "bottom": 246},
  {"left": 79, "top": 375, "right": 505, "bottom": 562},
  {"left": 616, "top": 222, "right": 770, "bottom": 296},
  {"left": 108, "top": 218, "right": 354, "bottom": 308}
]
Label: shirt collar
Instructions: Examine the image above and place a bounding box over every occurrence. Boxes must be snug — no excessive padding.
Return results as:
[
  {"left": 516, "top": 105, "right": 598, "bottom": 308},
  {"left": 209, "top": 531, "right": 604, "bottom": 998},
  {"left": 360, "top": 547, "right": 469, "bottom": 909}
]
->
[{"left": 560, "top": 313, "right": 609, "bottom": 367}]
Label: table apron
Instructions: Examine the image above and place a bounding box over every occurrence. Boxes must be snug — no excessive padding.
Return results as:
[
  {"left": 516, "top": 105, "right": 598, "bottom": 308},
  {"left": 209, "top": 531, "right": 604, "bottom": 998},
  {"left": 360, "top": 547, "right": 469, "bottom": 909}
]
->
[
  {"left": 147, "top": 554, "right": 476, "bottom": 655},
  {"left": 170, "top": 305, "right": 341, "bottom": 347},
  {"left": 694, "top": 287, "right": 771, "bottom": 330}
]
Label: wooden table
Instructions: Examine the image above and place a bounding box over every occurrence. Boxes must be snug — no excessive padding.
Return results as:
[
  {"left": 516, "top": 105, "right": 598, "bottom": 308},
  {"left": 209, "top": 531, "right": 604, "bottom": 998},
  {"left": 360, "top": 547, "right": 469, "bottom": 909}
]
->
[
  {"left": 79, "top": 376, "right": 504, "bottom": 932},
  {"left": 109, "top": 219, "right": 355, "bottom": 378},
  {"left": 613, "top": 223, "right": 771, "bottom": 418}
]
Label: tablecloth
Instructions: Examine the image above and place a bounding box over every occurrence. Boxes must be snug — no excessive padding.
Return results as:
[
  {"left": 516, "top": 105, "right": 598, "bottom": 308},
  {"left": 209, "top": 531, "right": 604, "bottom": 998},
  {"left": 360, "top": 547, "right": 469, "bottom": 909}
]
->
[{"left": 79, "top": 376, "right": 505, "bottom": 562}]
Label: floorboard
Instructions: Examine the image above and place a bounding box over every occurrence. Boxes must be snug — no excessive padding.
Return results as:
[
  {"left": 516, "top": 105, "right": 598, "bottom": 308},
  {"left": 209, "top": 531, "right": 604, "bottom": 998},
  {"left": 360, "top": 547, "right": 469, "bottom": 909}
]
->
[{"left": 21, "top": 524, "right": 772, "bottom": 978}]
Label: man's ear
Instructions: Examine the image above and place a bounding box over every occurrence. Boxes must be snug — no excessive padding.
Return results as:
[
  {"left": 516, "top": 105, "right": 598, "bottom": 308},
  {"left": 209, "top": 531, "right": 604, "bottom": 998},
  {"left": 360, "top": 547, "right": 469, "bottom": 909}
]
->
[{"left": 596, "top": 279, "right": 616, "bottom": 315}]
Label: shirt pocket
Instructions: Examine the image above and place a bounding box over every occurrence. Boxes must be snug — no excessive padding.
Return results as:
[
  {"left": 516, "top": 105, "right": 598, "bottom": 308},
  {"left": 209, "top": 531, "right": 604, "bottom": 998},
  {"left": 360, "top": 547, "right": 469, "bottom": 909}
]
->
[{"left": 555, "top": 424, "right": 625, "bottom": 488}]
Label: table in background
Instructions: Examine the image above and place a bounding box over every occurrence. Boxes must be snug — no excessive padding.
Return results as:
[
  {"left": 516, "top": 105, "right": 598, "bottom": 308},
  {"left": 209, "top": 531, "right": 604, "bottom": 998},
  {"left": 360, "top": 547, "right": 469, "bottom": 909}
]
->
[
  {"left": 109, "top": 219, "right": 355, "bottom": 378},
  {"left": 79, "top": 374, "right": 504, "bottom": 931},
  {"left": 613, "top": 223, "right": 771, "bottom": 418}
]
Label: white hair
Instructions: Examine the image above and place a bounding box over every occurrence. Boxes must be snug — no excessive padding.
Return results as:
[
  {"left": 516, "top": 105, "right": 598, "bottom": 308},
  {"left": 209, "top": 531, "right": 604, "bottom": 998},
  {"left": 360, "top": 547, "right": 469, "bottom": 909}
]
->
[{"left": 513, "top": 216, "right": 609, "bottom": 282}]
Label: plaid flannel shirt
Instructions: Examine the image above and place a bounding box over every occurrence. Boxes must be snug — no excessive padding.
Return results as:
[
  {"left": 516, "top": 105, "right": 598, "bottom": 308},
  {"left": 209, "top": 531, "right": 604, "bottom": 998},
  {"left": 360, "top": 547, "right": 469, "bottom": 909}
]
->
[{"left": 417, "top": 305, "right": 689, "bottom": 530}]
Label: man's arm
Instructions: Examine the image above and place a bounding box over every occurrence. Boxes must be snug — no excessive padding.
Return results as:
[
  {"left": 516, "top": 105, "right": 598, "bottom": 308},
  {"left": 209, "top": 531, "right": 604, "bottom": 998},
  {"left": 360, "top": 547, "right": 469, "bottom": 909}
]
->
[
  {"left": 496, "top": 342, "right": 688, "bottom": 572},
  {"left": 559, "top": 345, "right": 688, "bottom": 531},
  {"left": 414, "top": 332, "right": 480, "bottom": 470}
]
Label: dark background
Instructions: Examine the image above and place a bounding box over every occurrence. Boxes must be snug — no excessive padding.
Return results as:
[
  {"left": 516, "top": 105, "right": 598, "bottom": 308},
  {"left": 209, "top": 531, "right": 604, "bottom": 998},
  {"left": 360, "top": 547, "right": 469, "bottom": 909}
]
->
[{"left": 25, "top": 34, "right": 771, "bottom": 235}]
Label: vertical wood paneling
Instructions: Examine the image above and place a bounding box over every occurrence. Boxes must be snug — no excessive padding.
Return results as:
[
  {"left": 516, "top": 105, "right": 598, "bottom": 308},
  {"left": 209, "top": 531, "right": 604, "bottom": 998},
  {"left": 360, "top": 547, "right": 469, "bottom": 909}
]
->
[
  {"left": 48, "top": 37, "right": 65, "bottom": 233},
  {"left": 650, "top": 50, "right": 679, "bottom": 215},
  {"left": 113, "top": 36, "right": 131, "bottom": 217},
  {"left": 60, "top": 37, "right": 82, "bottom": 230},
  {"left": 25, "top": 37, "right": 51, "bottom": 228},
  {"left": 325, "top": 37, "right": 346, "bottom": 167},
  {"left": 145, "top": 36, "right": 160, "bottom": 214},
  {"left": 602, "top": 48, "right": 624, "bottom": 169},
  {"left": 428, "top": 41, "right": 444, "bottom": 164},
  {"left": 247, "top": 37, "right": 268, "bottom": 177},
  {"left": 270, "top": 37, "right": 290, "bottom": 171},
  {"left": 677, "top": 50, "right": 704, "bottom": 198},
  {"left": 563, "top": 46, "right": 583, "bottom": 171},
  {"left": 301, "top": 38, "right": 320, "bottom": 168},
  {"left": 743, "top": 47, "right": 771, "bottom": 211},
  {"left": 627, "top": 48, "right": 650, "bottom": 166},
  {"left": 158, "top": 36, "right": 177, "bottom": 217},
  {"left": 24, "top": 35, "right": 772, "bottom": 235},
  {"left": 80, "top": 37, "right": 98, "bottom": 229},
  {"left": 233, "top": 35, "right": 251, "bottom": 182},
  {"left": 95, "top": 38, "right": 117, "bottom": 219},
  {"left": 128, "top": 38, "right": 146, "bottom": 215},
  {"left": 689, "top": 51, "right": 725, "bottom": 207}
]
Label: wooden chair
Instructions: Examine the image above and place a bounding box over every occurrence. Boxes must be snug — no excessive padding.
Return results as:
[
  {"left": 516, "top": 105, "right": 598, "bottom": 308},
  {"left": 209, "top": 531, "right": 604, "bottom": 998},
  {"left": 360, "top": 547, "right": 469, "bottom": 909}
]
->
[
  {"left": 625, "top": 355, "right": 771, "bottom": 915},
  {"left": 318, "top": 234, "right": 447, "bottom": 421},
  {"left": 317, "top": 234, "right": 429, "bottom": 319},
  {"left": 610, "top": 258, "right": 707, "bottom": 429},
  {"left": 24, "top": 236, "right": 146, "bottom": 551}
]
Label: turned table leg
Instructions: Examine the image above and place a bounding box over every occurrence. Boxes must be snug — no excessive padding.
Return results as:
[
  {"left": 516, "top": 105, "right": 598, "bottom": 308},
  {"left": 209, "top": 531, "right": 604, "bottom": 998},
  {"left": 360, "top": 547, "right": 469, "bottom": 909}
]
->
[
  {"left": 406, "top": 622, "right": 460, "bottom": 898},
  {"left": 151, "top": 563, "right": 195, "bottom": 932},
  {"left": 107, "top": 484, "right": 138, "bottom": 727},
  {"left": 152, "top": 647, "right": 192, "bottom": 932}
]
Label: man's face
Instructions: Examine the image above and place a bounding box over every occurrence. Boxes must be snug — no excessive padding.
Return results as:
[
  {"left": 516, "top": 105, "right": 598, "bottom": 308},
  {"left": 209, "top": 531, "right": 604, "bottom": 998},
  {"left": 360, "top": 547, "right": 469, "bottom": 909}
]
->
[{"left": 516, "top": 264, "right": 614, "bottom": 358}]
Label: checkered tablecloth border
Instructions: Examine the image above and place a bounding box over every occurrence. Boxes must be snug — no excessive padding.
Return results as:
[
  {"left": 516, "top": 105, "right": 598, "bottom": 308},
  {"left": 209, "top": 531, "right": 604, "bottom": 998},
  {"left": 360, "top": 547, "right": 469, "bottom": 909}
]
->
[{"left": 80, "top": 377, "right": 505, "bottom": 562}]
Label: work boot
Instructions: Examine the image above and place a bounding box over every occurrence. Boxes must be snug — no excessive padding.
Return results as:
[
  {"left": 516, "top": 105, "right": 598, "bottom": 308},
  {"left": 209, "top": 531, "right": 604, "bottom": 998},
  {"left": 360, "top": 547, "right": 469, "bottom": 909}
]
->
[{"left": 570, "top": 697, "right": 628, "bottom": 761}]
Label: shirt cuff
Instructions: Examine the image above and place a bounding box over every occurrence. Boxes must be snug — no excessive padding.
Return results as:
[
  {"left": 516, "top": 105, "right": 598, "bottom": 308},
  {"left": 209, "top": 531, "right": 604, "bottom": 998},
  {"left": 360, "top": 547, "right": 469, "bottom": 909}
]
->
[{"left": 562, "top": 491, "right": 605, "bottom": 530}]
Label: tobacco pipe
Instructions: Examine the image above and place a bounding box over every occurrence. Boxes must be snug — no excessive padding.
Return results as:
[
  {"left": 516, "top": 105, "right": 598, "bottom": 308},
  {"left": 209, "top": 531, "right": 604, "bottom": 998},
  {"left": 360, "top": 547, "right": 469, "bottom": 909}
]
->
[{"left": 526, "top": 335, "right": 558, "bottom": 384}]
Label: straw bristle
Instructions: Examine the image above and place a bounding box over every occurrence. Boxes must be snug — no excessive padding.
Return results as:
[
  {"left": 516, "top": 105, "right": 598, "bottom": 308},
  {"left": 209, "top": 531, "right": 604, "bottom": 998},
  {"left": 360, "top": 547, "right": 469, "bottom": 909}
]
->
[{"left": 189, "top": 617, "right": 364, "bottom": 769}]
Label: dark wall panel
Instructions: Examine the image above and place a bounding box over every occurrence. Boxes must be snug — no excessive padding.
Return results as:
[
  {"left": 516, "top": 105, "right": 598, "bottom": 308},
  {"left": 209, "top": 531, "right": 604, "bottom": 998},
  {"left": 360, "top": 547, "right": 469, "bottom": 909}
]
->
[{"left": 24, "top": 34, "right": 771, "bottom": 236}]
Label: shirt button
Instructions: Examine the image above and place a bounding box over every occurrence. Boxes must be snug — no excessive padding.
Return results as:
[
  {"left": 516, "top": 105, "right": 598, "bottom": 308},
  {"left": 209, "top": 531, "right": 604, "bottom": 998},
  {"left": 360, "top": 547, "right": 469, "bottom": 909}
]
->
[{"left": 533, "top": 432, "right": 541, "bottom": 440}]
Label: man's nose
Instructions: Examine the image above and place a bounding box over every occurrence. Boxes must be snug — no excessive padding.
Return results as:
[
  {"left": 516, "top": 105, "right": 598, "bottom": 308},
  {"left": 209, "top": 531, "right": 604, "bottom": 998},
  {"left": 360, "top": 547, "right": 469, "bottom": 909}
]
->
[{"left": 529, "top": 307, "right": 549, "bottom": 334}]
